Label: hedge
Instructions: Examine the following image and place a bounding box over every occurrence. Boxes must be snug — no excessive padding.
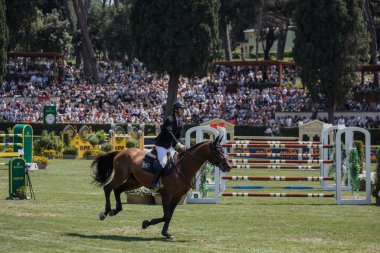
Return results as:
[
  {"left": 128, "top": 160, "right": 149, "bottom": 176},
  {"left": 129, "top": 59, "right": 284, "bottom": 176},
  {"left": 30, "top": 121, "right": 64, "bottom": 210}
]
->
[{"left": 0, "top": 122, "right": 379, "bottom": 144}]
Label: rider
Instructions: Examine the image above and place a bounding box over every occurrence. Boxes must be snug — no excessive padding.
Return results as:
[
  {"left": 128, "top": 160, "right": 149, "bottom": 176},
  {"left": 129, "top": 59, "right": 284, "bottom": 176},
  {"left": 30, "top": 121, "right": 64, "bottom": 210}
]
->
[{"left": 152, "top": 100, "right": 187, "bottom": 190}]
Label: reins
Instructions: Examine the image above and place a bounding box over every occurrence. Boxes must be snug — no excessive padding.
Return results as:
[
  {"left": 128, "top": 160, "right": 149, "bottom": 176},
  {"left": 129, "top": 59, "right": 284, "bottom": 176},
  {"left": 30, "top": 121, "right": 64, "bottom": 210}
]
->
[{"left": 173, "top": 145, "right": 209, "bottom": 197}]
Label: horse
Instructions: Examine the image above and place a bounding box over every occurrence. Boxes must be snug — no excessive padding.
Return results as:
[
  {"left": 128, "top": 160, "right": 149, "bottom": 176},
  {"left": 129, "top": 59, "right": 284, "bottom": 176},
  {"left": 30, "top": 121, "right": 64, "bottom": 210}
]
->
[{"left": 91, "top": 136, "right": 231, "bottom": 241}]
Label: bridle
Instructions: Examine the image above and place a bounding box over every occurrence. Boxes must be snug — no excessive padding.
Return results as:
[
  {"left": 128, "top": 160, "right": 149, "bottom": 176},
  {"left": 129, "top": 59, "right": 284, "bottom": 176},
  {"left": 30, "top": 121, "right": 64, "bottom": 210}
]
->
[{"left": 175, "top": 141, "right": 227, "bottom": 192}]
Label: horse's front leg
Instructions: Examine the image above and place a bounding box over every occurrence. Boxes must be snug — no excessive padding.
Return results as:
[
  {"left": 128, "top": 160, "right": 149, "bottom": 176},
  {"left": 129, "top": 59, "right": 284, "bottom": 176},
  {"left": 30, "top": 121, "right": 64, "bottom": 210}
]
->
[
  {"left": 99, "top": 183, "right": 112, "bottom": 220},
  {"left": 142, "top": 194, "right": 166, "bottom": 229},
  {"left": 161, "top": 196, "right": 181, "bottom": 241}
]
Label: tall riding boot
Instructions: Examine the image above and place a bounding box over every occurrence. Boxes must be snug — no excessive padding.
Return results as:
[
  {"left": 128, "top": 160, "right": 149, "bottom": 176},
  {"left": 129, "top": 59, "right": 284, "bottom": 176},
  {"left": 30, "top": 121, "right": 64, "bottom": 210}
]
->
[{"left": 152, "top": 161, "right": 164, "bottom": 190}]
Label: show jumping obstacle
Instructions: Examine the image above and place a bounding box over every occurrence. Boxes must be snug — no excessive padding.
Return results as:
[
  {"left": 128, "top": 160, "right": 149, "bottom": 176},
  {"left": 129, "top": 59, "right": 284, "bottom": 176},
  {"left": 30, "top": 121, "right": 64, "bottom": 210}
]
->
[
  {"left": 0, "top": 124, "right": 33, "bottom": 198},
  {"left": 221, "top": 193, "right": 335, "bottom": 198},
  {"left": 222, "top": 143, "right": 333, "bottom": 149},
  {"left": 221, "top": 176, "right": 335, "bottom": 181},
  {"left": 228, "top": 159, "right": 333, "bottom": 164},
  {"left": 185, "top": 122, "right": 372, "bottom": 205},
  {"left": 228, "top": 152, "right": 320, "bottom": 158}
]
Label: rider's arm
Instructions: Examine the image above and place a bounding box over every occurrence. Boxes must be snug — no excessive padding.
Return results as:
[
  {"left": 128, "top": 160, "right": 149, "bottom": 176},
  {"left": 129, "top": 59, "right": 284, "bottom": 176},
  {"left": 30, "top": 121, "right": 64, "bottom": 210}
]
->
[{"left": 163, "top": 115, "right": 181, "bottom": 146}]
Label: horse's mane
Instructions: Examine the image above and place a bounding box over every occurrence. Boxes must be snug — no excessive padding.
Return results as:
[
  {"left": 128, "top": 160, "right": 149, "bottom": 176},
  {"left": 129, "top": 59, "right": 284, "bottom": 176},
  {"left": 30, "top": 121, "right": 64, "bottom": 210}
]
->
[{"left": 178, "top": 141, "right": 208, "bottom": 159}]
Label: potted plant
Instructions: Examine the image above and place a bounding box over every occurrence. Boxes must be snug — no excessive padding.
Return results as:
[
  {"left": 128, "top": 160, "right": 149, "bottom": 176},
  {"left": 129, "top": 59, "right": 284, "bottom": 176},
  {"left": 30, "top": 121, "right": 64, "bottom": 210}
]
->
[
  {"left": 126, "top": 138, "right": 138, "bottom": 148},
  {"left": 125, "top": 187, "right": 155, "bottom": 205},
  {"left": 372, "top": 148, "right": 380, "bottom": 205},
  {"left": 34, "top": 130, "right": 64, "bottom": 155},
  {"left": 84, "top": 148, "right": 105, "bottom": 160},
  {"left": 42, "top": 149, "right": 57, "bottom": 159},
  {"left": 33, "top": 155, "right": 48, "bottom": 169},
  {"left": 62, "top": 146, "right": 78, "bottom": 159}
]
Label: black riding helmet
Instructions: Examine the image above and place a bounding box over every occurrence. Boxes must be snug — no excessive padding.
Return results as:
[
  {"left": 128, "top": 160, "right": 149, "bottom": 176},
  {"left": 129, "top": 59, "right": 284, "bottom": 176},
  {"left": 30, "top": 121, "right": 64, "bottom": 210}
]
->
[{"left": 172, "top": 100, "right": 186, "bottom": 110}]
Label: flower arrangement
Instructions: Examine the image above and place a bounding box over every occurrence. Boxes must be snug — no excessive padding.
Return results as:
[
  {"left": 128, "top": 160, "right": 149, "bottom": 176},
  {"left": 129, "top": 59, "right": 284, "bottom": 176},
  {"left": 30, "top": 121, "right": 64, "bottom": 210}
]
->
[
  {"left": 14, "top": 186, "right": 27, "bottom": 200},
  {"left": 42, "top": 149, "right": 57, "bottom": 158},
  {"left": 199, "top": 163, "right": 216, "bottom": 197},
  {"left": 83, "top": 148, "right": 106, "bottom": 159},
  {"left": 348, "top": 148, "right": 361, "bottom": 198},
  {"left": 33, "top": 155, "right": 48, "bottom": 164},
  {"left": 125, "top": 187, "right": 153, "bottom": 196},
  {"left": 372, "top": 148, "right": 380, "bottom": 203}
]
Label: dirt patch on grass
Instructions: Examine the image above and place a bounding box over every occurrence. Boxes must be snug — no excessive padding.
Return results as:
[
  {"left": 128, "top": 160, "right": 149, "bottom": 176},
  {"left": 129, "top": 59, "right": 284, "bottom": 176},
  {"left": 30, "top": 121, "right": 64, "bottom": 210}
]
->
[{"left": 14, "top": 211, "right": 61, "bottom": 217}]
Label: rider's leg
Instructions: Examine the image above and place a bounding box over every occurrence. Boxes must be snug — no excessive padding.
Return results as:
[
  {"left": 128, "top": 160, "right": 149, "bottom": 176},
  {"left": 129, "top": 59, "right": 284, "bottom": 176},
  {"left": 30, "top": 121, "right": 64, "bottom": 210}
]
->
[{"left": 152, "top": 146, "right": 168, "bottom": 189}]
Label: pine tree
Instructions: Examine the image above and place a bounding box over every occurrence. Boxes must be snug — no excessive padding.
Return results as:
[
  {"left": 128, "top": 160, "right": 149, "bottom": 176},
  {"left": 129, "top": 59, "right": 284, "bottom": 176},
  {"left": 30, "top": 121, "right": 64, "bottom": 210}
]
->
[
  {"left": 293, "top": 0, "right": 369, "bottom": 123},
  {"left": 0, "top": 0, "right": 8, "bottom": 84},
  {"left": 130, "top": 0, "right": 220, "bottom": 115}
]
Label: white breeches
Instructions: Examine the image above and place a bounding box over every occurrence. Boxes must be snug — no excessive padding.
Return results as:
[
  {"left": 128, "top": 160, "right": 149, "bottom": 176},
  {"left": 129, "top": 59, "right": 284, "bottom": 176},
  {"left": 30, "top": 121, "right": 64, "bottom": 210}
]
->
[{"left": 156, "top": 146, "right": 175, "bottom": 168}]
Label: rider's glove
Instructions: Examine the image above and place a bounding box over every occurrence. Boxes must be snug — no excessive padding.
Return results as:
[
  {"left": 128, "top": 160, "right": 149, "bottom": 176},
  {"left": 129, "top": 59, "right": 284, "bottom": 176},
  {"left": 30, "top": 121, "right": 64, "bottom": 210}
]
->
[{"left": 176, "top": 143, "right": 187, "bottom": 152}]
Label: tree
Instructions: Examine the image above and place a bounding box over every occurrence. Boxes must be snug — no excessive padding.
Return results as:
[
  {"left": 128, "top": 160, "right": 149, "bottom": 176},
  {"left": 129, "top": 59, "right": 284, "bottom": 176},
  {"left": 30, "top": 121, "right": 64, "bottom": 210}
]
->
[
  {"left": 5, "top": 0, "right": 42, "bottom": 51},
  {"left": 72, "top": 0, "right": 101, "bottom": 84},
  {"left": 30, "top": 9, "right": 72, "bottom": 54},
  {"left": 130, "top": 0, "right": 220, "bottom": 115},
  {"left": 364, "top": 0, "right": 379, "bottom": 87},
  {"left": 219, "top": 0, "right": 260, "bottom": 61},
  {"left": 0, "top": 0, "right": 8, "bottom": 84},
  {"left": 293, "top": 0, "right": 368, "bottom": 123}
]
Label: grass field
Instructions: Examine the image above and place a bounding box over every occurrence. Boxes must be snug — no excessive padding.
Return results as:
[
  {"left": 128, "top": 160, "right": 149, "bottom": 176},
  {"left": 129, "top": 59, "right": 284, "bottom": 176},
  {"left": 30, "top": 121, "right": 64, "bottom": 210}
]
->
[{"left": 0, "top": 158, "right": 379, "bottom": 253}]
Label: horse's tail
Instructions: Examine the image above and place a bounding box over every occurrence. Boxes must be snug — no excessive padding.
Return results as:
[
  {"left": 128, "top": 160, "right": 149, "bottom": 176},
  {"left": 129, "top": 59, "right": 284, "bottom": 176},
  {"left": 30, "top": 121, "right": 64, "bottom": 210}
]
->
[{"left": 91, "top": 151, "right": 119, "bottom": 186}]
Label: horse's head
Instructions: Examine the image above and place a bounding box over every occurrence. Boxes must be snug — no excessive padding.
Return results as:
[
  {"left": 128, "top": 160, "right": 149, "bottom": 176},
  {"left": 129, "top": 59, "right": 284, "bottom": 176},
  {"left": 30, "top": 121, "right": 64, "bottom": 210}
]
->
[{"left": 208, "top": 136, "right": 231, "bottom": 172}]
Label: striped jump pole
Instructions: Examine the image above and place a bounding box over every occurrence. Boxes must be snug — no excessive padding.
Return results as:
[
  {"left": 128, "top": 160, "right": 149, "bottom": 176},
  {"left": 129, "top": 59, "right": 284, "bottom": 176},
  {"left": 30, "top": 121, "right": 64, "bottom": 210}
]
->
[
  {"left": 228, "top": 152, "right": 320, "bottom": 158},
  {"left": 222, "top": 192, "right": 335, "bottom": 198},
  {"left": 222, "top": 176, "right": 335, "bottom": 181},
  {"left": 0, "top": 124, "right": 33, "bottom": 163},
  {"left": 228, "top": 159, "right": 333, "bottom": 164},
  {"left": 227, "top": 140, "right": 322, "bottom": 145},
  {"left": 0, "top": 143, "right": 23, "bottom": 147},
  {"left": 0, "top": 134, "right": 23, "bottom": 137},
  {"left": 223, "top": 143, "right": 333, "bottom": 149},
  {"left": 231, "top": 164, "right": 320, "bottom": 170}
]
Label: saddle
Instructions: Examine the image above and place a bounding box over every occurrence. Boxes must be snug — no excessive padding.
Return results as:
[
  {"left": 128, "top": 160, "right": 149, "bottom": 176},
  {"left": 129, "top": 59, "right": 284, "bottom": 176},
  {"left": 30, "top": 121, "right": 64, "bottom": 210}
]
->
[{"left": 141, "top": 148, "right": 176, "bottom": 176}]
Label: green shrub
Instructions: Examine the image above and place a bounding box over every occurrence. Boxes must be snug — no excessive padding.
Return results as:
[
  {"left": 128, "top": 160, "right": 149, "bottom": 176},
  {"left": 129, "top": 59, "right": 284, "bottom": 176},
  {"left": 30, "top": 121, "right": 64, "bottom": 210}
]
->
[
  {"left": 126, "top": 138, "right": 138, "bottom": 148},
  {"left": 100, "top": 142, "right": 113, "bottom": 152},
  {"left": 354, "top": 140, "right": 365, "bottom": 172},
  {"left": 62, "top": 146, "right": 78, "bottom": 155},
  {"left": 62, "top": 132, "right": 71, "bottom": 146},
  {"left": 34, "top": 130, "right": 64, "bottom": 155},
  {"left": 372, "top": 148, "right": 380, "bottom": 198},
  {"left": 95, "top": 130, "right": 108, "bottom": 144},
  {"left": 86, "top": 133, "right": 99, "bottom": 146}
]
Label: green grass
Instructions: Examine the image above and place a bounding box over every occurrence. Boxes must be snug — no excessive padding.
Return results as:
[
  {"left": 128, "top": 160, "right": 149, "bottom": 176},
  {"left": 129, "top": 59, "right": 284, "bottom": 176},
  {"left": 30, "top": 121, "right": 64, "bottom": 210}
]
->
[{"left": 0, "top": 158, "right": 379, "bottom": 253}]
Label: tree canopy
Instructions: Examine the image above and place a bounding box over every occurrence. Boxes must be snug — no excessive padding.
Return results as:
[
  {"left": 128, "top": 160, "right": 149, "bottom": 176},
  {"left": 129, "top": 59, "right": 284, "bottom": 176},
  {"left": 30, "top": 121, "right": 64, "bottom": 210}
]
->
[
  {"left": 130, "top": 0, "right": 220, "bottom": 115},
  {"left": 0, "top": 0, "right": 8, "bottom": 84},
  {"left": 293, "top": 0, "right": 368, "bottom": 123}
]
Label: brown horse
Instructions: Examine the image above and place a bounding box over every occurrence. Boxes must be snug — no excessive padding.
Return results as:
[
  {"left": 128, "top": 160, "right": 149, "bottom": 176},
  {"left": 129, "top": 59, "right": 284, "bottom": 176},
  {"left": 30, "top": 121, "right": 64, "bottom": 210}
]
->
[{"left": 91, "top": 136, "right": 231, "bottom": 241}]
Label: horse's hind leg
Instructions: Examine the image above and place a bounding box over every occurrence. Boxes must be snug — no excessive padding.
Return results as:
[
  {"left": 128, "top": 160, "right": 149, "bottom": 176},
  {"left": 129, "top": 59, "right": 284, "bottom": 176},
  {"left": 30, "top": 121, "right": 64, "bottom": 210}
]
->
[
  {"left": 109, "top": 183, "right": 127, "bottom": 217},
  {"left": 109, "top": 178, "right": 142, "bottom": 217},
  {"left": 99, "top": 183, "right": 113, "bottom": 221}
]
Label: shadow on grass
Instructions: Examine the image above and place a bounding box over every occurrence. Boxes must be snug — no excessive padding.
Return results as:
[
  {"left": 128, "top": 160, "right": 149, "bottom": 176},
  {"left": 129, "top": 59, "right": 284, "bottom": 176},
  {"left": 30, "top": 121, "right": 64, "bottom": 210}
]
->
[
  {"left": 221, "top": 202, "right": 337, "bottom": 206},
  {"left": 65, "top": 232, "right": 187, "bottom": 242}
]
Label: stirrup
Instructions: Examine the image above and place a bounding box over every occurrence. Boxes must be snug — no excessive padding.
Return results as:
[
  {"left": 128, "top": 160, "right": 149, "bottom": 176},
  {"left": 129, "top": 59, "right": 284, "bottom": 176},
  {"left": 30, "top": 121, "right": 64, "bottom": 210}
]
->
[{"left": 152, "top": 181, "right": 164, "bottom": 191}]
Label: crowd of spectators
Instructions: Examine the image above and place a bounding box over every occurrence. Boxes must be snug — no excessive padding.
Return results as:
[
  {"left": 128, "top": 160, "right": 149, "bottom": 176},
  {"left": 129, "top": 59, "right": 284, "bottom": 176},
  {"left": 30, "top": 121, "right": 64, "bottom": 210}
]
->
[{"left": 1, "top": 58, "right": 379, "bottom": 130}]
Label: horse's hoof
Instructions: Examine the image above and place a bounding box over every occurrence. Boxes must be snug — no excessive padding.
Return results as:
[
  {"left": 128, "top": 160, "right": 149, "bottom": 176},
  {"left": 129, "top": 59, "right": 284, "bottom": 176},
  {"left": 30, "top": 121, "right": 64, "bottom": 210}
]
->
[
  {"left": 142, "top": 220, "right": 149, "bottom": 229},
  {"left": 166, "top": 236, "right": 175, "bottom": 242},
  {"left": 109, "top": 209, "right": 115, "bottom": 217},
  {"left": 99, "top": 211, "right": 107, "bottom": 221},
  {"left": 165, "top": 235, "right": 175, "bottom": 242},
  {"left": 162, "top": 231, "right": 175, "bottom": 241}
]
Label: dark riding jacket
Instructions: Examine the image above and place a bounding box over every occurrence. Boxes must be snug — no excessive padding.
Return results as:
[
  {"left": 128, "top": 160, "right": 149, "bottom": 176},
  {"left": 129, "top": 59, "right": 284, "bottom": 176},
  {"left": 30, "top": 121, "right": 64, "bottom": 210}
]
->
[{"left": 155, "top": 114, "right": 183, "bottom": 149}]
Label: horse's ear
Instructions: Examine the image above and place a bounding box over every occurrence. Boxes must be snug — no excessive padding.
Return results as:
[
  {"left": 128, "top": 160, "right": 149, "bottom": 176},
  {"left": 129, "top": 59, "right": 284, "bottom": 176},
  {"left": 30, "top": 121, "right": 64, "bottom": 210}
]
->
[{"left": 213, "top": 135, "right": 220, "bottom": 145}]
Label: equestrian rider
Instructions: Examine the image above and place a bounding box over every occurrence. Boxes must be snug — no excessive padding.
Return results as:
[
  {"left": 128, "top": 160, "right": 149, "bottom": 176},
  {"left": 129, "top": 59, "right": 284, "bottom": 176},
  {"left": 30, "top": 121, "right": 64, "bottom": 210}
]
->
[{"left": 152, "top": 100, "right": 187, "bottom": 190}]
